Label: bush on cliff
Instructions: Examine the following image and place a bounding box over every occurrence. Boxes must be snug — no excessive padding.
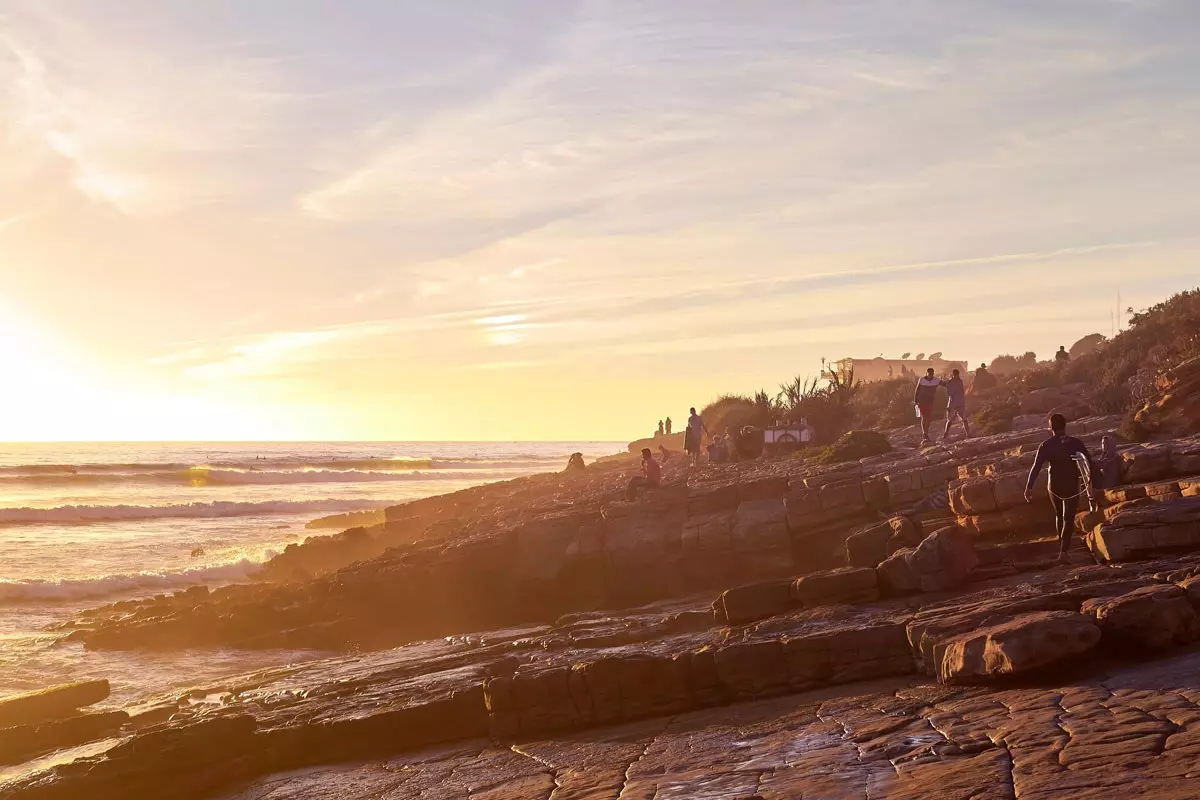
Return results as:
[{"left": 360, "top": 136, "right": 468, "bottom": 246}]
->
[
  {"left": 852, "top": 378, "right": 930, "bottom": 430},
  {"left": 974, "top": 397, "right": 1020, "bottom": 434},
  {"left": 812, "top": 429, "right": 891, "bottom": 463},
  {"left": 700, "top": 394, "right": 769, "bottom": 437}
]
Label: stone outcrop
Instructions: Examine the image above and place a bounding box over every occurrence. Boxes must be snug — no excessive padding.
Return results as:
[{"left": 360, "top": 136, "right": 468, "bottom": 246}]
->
[
  {"left": 845, "top": 515, "right": 924, "bottom": 568},
  {"left": 1132, "top": 355, "right": 1200, "bottom": 438},
  {"left": 877, "top": 525, "right": 978, "bottom": 594},
  {"left": 938, "top": 611, "right": 1101, "bottom": 684},
  {"left": 1082, "top": 584, "right": 1200, "bottom": 650},
  {"left": 1086, "top": 496, "right": 1200, "bottom": 563}
]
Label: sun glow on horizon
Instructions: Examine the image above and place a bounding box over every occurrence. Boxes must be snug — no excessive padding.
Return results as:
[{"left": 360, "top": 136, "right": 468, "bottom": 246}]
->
[{"left": 2, "top": 1, "right": 1199, "bottom": 441}]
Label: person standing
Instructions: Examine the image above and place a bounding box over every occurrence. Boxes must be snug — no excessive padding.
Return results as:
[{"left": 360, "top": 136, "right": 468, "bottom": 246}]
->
[
  {"left": 941, "top": 368, "right": 971, "bottom": 441},
  {"left": 665, "top": 417, "right": 672, "bottom": 436},
  {"left": 657, "top": 420, "right": 665, "bottom": 437},
  {"left": 1024, "top": 414, "right": 1094, "bottom": 563},
  {"left": 626, "top": 448, "right": 662, "bottom": 500},
  {"left": 1055, "top": 345, "right": 1070, "bottom": 365},
  {"left": 685, "top": 407, "right": 708, "bottom": 464},
  {"left": 970, "top": 362, "right": 997, "bottom": 393},
  {"left": 913, "top": 368, "right": 943, "bottom": 445}
]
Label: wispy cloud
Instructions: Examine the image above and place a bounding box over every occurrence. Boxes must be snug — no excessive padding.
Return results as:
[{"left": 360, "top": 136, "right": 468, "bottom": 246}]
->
[{"left": 0, "top": 1, "right": 290, "bottom": 215}]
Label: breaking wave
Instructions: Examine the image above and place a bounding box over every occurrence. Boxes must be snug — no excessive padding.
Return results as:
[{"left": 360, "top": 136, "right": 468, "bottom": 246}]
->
[
  {"left": 0, "top": 559, "right": 266, "bottom": 604},
  {"left": 0, "top": 498, "right": 395, "bottom": 525}
]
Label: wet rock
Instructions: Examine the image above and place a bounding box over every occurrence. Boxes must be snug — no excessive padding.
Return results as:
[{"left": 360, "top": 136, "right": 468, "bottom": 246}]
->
[
  {"left": 938, "top": 610, "right": 1101, "bottom": 684},
  {"left": 1082, "top": 584, "right": 1200, "bottom": 650},
  {"left": 0, "top": 710, "right": 128, "bottom": 766},
  {"left": 0, "top": 680, "right": 110, "bottom": 728}
]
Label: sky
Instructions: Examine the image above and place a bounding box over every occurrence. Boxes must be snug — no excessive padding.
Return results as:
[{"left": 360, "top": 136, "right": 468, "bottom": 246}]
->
[{"left": 0, "top": 0, "right": 1198, "bottom": 441}]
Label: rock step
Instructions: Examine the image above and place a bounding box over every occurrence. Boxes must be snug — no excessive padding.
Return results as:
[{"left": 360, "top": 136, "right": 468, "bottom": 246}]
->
[{"left": 14, "top": 562, "right": 1200, "bottom": 800}]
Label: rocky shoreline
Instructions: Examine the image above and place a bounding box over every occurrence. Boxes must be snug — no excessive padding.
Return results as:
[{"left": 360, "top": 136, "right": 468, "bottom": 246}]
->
[{"left": 8, "top": 417, "right": 1200, "bottom": 798}]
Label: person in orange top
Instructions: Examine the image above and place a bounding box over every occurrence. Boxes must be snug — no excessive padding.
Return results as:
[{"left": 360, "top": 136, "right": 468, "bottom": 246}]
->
[{"left": 627, "top": 448, "right": 662, "bottom": 500}]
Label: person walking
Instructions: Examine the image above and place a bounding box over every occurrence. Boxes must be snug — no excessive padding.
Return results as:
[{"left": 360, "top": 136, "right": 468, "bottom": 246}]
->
[
  {"left": 626, "top": 448, "right": 662, "bottom": 500},
  {"left": 913, "top": 368, "right": 943, "bottom": 445},
  {"left": 941, "top": 368, "right": 971, "bottom": 441},
  {"left": 684, "top": 407, "right": 708, "bottom": 465},
  {"left": 1024, "top": 414, "right": 1095, "bottom": 563}
]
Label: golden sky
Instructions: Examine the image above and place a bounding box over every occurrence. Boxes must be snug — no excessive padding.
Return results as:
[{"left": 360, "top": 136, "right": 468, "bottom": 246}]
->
[{"left": 1, "top": 1, "right": 1198, "bottom": 441}]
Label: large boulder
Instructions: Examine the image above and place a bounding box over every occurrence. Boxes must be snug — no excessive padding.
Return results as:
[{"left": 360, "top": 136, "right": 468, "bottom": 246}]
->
[
  {"left": 905, "top": 525, "right": 979, "bottom": 592},
  {"left": 1020, "top": 383, "right": 1091, "bottom": 416},
  {"left": 716, "top": 581, "right": 792, "bottom": 625},
  {"left": 791, "top": 567, "right": 878, "bottom": 608},
  {"left": 1082, "top": 584, "right": 1200, "bottom": 650},
  {"left": 876, "top": 547, "right": 920, "bottom": 595},
  {"left": 938, "top": 611, "right": 1101, "bottom": 684},
  {"left": 845, "top": 517, "right": 922, "bottom": 568}
]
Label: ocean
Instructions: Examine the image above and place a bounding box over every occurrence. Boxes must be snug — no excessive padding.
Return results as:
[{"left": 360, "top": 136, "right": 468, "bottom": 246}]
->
[{"left": 0, "top": 441, "right": 620, "bottom": 703}]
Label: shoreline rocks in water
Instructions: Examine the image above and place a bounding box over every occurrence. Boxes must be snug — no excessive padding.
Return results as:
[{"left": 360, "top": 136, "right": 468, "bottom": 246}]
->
[{"left": 12, "top": 415, "right": 1200, "bottom": 798}]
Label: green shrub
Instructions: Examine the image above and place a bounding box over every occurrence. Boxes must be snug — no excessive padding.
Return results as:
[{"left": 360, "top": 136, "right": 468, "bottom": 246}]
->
[
  {"left": 813, "top": 429, "right": 892, "bottom": 464},
  {"left": 973, "top": 397, "right": 1020, "bottom": 434}
]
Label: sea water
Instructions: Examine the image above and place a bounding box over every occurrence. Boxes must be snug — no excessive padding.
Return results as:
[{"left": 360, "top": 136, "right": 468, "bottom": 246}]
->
[{"left": 0, "top": 441, "right": 620, "bottom": 703}]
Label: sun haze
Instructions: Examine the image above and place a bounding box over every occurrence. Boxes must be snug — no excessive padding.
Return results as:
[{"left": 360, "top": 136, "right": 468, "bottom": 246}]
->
[{"left": 1, "top": 1, "right": 1197, "bottom": 441}]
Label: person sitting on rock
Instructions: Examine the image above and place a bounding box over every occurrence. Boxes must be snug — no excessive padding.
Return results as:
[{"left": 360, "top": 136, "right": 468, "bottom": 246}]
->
[
  {"left": 913, "top": 368, "right": 944, "bottom": 445},
  {"left": 626, "top": 448, "right": 662, "bottom": 501},
  {"left": 564, "top": 452, "right": 586, "bottom": 473},
  {"left": 707, "top": 435, "right": 729, "bottom": 463},
  {"left": 1024, "top": 413, "right": 1095, "bottom": 564},
  {"left": 1097, "top": 434, "right": 1122, "bottom": 490}
]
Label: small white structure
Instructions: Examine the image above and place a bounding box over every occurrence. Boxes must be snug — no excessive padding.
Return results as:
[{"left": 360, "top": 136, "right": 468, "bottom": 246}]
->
[{"left": 764, "top": 421, "right": 814, "bottom": 452}]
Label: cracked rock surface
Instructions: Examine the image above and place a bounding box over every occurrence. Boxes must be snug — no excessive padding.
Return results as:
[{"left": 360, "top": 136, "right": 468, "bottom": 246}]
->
[{"left": 214, "top": 649, "right": 1200, "bottom": 800}]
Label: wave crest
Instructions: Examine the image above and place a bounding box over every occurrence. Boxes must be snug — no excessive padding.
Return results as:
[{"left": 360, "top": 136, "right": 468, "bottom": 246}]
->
[
  {"left": 0, "top": 560, "right": 265, "bottom": 604},
  {"left": 0, "top": 498, "right": 393, "bottom": 525}
]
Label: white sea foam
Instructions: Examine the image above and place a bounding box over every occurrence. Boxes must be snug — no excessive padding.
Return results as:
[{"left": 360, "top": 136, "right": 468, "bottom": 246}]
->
[
  {"left": 0, "top": 559, "right": 266, "bottom": 604},
  {"left": 0, "top": 498, "right": 395, "bottom": 525}
]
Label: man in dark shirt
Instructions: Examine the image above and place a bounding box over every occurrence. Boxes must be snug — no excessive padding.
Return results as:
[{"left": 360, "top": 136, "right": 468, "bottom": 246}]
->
[
  {"left": 1024, "top": 413, "right": 1094, "bottom": 562},
  {"left": 627, "top": 448, "right": 662, "bottom": 500},
  {"left": 941, "top": 368, "right": 971, "bottom": 441}
]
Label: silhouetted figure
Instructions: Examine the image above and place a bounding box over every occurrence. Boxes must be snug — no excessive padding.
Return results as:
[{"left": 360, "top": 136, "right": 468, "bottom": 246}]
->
[
  {"left": 684, "top": 407, "right": 708, "bottom": 465},
  {"left": 1055, "top": 345, "right": 1070, "bottom": 364},
  {"left": 657, "top": 420, "right": 665, "bottom": 437},
  {"left": 565, "top": 452, "right": 586, "bottom": 473},
  {"left": 1097, "top": 434, "right": 1122, "bottom": 490},
  {"left": 665, "top": 417, "right": 672, "bottom": 436},
  {"left": 970, "top": 363, "right": 997, "bottom": 393},
  {"left": 1025, "top": 414, "right": 1094, "bottom": 563},
  {"left": 627, "top": 448, "right": 662, "bottom": 500},
  {"left": 658, "top": 445, "right": 672, "bottom": 463},
  {"left": 913, "top": 368, "right": 943, "bottom": 445},
  {"left": 942, "top": 368, "right": 971, "bottom": 441}
]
